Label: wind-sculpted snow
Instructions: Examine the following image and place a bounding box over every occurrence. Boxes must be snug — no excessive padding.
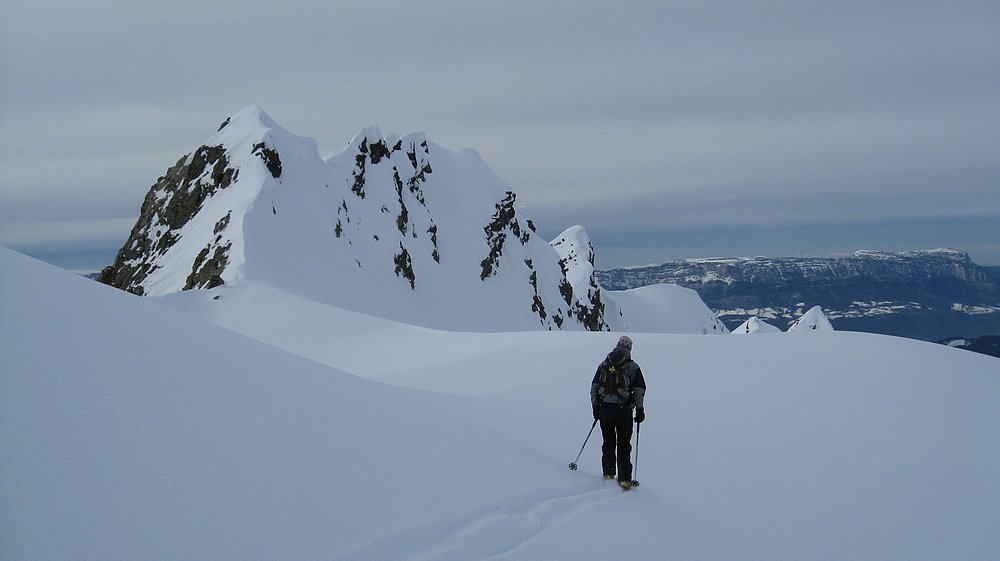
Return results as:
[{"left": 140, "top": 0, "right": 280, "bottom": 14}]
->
[{"left": 3, "top": 247, "right": 1000, "bottom": 560}]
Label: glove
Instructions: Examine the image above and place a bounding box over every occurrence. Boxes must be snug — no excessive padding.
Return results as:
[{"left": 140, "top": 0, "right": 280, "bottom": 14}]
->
[
  {"left": 635, "top": 408, "right": 645, "bottom": 424},
  {"left": 593, "top": 406, "right": 601, "bottom": 420}
]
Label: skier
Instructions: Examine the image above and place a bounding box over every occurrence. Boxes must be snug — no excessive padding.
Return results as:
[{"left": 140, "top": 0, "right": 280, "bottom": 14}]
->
[{"left": 591, "top": 335, "right": 646, "bottom": 490}]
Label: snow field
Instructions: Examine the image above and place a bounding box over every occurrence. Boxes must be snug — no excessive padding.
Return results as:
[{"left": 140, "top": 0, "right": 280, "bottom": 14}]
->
[{"left": 3, "top": 247, "right": 999, "bottom": 560}]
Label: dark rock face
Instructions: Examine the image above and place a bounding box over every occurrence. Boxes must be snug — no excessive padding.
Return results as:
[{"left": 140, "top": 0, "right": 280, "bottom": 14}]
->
[
  {"left": 367, "top": 138, "right": 390, "bottom": 165},
  {"left": 252, "top": 142, "right": 282, "bottom": 178},
  {"left": 184, "top": 212, "right": 233, "bottom": 290},
  {"left": 570, "top": 248, "right": 605, "bottom": 331},
  {"left": 569, "top": 283, "right": 606, "bottom": 332},
  {"left": 481, "top": 192, "right": 528, "bottom": 280},
  {"left": 185, "top": 242, "right": 231, "bottom": 290},
  {"left": 334, "top": 136, "right": 437, "bottom": 289},
  {"left": 597, "top": 250, "right": 1000, "bottom": 340},
  {"left": 427, "top": 224, "right": 440, "bottom": 263},
  {"left": 351, "top": 152, "right": 368, "bottom": 199},
  {"left": 528, "top": 269, "right": 547, "bottom": 321},
  {"left": 99, "top": 145, "right": 238, "bottom": 294},
  {"left": 394, "top": 244, "right": 415, "bottom": 289}
]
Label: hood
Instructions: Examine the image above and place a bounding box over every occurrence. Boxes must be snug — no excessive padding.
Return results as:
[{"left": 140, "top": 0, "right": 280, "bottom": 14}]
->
[{"left": 607, "top": 347, "right": 631, "bottom": 365}]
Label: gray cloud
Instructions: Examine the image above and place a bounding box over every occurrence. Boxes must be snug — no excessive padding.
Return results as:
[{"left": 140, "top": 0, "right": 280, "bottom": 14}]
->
[{"left": 2, "top": 0, "right": 998, "bottom": 270}]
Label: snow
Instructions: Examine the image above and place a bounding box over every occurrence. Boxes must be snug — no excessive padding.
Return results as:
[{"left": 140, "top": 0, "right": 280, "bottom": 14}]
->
[
  {"left": 124, "top": 108, "right": 603, "bottom": 332},
  {"left": 137, "top": 106, "right": 325, "bottom": 296},
  {"left": 732, "top": 316, "right": 782, "bottom": 334},
  {"left": 550, "top": 225, "right": 727, "bottom": 334},
  {"left": 550, "top": 225, "right": 594, "bottom": 291},
  {"left": 603, "top": 283, "right": 730, "bottom": 334},
  {"left": 787, "top": 305, "right": 835, "bottom": 332},
  {"left": 3, "top": 246, "right": 1000, "bottom": 560},
  {"left": 112, "top": 108, "right": 739, "bottom": 335}
]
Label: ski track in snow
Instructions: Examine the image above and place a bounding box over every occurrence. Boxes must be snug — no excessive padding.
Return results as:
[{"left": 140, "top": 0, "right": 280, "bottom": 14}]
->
[{"left": 332, "top": 481, "right": 622, "bottom": 561}]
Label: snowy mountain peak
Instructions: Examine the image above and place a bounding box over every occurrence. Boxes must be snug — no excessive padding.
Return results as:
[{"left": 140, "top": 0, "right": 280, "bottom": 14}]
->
[
  {"left": 332, "top": 127, "right": 432, "bottom": 170},
  {"left": 214, "top": 105, "right": 322, "bottom": 171},
  {"left": 551, "top": 226, "right": 607, "bottom": 331},
  {"left": 733, "top": 316, "right": 782, "bottom": 334},
  {"left": 787, "top": 305, "right": 835, "bottom": 332},
  {"left": 218, "top": 104, "right": 277, "bottom": 131},
  {"left": 551, "top": 226, "right": 595, "bottom": 274},
  {"left": 98, "top": 108, "right": 613, "bottom": 331},
  {"left": 97, "top": 106, "right": 327, "bottom": 296},
  {"left": 97, "top": 108, "right": 734, "bottom": 334},
  {"left": 349, "top": 125, "right": 385, "bottom": 145}
]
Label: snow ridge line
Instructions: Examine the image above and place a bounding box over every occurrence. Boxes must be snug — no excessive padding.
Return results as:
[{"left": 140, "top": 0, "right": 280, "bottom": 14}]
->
[{"left": 331, "top": 482, "right": 621, "bottom": 561}]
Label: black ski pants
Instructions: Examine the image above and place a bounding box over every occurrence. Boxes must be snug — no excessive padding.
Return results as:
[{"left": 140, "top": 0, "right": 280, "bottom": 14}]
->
[{"left": 599, "top": 403, "right": 634, "bottom": 481}]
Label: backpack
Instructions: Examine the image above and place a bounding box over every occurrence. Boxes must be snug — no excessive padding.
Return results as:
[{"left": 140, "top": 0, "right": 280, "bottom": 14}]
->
[{"left": 598, "top": 361, "right": 632, "bottom": 402}]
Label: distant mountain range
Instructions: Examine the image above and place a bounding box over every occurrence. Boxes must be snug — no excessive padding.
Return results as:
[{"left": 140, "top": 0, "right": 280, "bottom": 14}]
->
[{"left": 596, "top": 249, "right": 1000, "bottom": 342}]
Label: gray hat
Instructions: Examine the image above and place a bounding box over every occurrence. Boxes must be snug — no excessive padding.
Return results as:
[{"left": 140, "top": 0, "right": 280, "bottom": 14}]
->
[{"left": 615, "top": 335, "right": 633, "bottom": 352}]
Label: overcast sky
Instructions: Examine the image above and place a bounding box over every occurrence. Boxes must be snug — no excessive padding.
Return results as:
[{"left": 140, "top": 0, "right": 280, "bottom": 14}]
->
[{"left": 2, "top": 0, "right": 998, "bottom": 271}]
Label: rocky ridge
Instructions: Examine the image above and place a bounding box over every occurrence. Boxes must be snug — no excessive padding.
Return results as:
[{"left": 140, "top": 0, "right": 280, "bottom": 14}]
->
[{"left": 99, "top": 107, "right": 612, "bottom": 332}]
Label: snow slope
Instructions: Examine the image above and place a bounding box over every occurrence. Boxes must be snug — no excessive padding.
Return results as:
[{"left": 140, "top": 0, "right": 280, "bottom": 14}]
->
[
  {"left": 3, "top": 246, "right": 1000, "bottom": 560},
  {"left": 604, "top": 284, "right": 730, "bottom": 334}
]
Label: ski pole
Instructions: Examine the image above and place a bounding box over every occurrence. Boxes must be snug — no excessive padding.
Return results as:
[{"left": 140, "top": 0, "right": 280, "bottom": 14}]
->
[
  {"left": 568, "top": 418, "right": 599, "bottom": 471},
  {"left": 631, "top": 421, "right": 640, "bottom": 487}
]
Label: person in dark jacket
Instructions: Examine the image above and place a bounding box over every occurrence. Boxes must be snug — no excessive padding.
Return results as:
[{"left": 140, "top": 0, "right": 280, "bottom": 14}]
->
[{"left": 591, "top": 335, "right": 646, "bottom": 490}]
